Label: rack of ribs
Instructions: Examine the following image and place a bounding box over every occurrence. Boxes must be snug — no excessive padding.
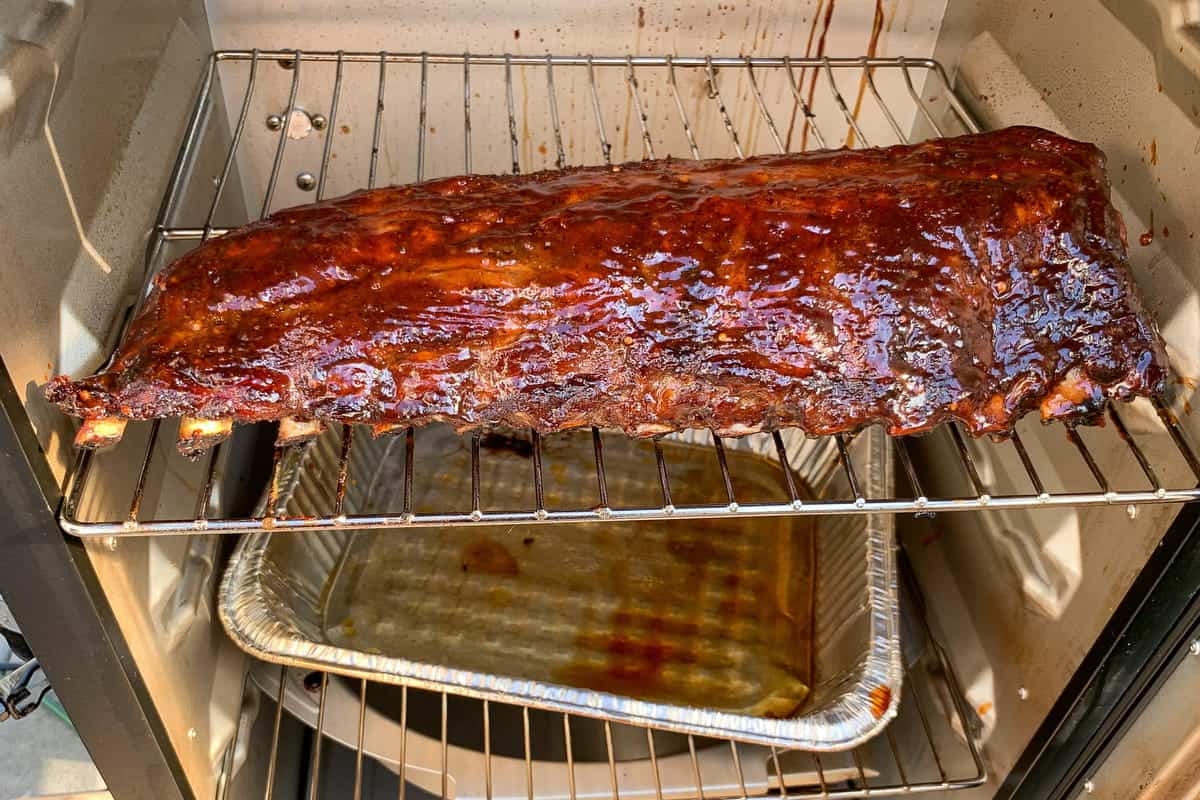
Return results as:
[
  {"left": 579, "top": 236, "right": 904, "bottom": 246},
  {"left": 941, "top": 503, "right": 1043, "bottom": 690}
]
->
[{"left": 46, "top": 125, "right": 1168, "bottom": 454}]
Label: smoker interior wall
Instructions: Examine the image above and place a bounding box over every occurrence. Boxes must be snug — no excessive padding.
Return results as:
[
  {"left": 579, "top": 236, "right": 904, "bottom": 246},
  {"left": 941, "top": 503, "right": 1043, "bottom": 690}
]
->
[{"left": 902, "top": 2, "right": 1200, "bottom": 796}]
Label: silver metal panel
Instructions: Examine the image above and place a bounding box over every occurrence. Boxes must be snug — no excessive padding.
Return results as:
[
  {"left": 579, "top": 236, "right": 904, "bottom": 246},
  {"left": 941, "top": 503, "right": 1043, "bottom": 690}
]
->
[
  {"left": 1083, "top": 640, "right": 1200, "bottom": 798},
  {"left": 902, "top": 2, "right": 1200, "bottom": 795},
  {"left": 201, "top": 0, "right": 951, "bottom": 212},
  {"left": 0, "top": 5, "right": 251, "bottom": 799}
]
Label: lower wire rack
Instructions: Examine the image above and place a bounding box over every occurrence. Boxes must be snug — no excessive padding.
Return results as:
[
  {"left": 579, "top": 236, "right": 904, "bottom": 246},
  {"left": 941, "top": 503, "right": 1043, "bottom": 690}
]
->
[{"left": 216, "top": 566, "right": 987, "bottom": 800}]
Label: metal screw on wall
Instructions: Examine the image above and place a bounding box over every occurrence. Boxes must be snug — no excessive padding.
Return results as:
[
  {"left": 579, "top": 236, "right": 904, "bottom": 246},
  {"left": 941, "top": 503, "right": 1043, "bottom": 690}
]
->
[
  {"left": 267, "top": 109, "right": 316, "bottom": 139},
  {"left": 296, "top": 172, "right": 316, "bottom": 191}
]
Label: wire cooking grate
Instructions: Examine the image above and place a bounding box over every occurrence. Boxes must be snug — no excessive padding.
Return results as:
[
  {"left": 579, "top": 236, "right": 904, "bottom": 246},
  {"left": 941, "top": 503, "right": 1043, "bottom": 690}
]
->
[{"left": 59, "top": 50, "right": 1200, "bottom": 536}]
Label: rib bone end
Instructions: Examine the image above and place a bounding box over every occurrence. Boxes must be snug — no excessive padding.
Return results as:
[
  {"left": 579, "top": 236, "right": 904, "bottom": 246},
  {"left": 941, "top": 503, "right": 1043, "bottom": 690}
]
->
[
  {"left": 277, "top": 417, "right": 325, "bottom": 446},
  {"left": 178, "top": 417, "right": 233, "bottom": 459},
  {"left": 370, "top": 422, "right": 409, "bottom": 438},
  {"left": 75, "top": 417, "right": 128, "bottom": 449}
]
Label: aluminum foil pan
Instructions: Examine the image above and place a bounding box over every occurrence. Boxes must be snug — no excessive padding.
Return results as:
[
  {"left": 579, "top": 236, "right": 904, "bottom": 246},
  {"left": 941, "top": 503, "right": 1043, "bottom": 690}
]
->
[{"left": 220, "top": 426, "right": 897, "bottom": 749}]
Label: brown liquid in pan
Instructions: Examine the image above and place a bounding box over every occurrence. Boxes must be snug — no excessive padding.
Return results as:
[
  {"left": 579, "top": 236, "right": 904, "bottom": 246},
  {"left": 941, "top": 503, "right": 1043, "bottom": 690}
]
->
[{"left": 321, "top": 430, "right": 815, "bottom": 715}]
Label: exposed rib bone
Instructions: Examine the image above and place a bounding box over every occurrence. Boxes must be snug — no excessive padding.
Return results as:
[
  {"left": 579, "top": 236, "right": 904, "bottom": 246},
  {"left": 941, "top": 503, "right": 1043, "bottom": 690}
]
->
[
  {"left": 370, "top": 422, "right": 411, "bottom": 438},
  {"left": 177, "top": 417, "right": 233, "bottom": 458},
  {"left": 75, "top": 417, "right": 127, "bottom": 449},
  {"left": 277, "top": 417, "right": 325, "bottom": 446}
]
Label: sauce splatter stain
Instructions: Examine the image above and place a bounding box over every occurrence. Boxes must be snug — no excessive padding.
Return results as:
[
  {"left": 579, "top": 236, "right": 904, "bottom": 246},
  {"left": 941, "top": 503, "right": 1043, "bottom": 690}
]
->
[
  {"left": 513, "top": 29, "right": 520, "bottom": 40},
  {"left": 785, "top": 0, "right": 826, "bottom": 150},
  {"left": 559, "top": 618, "right": 700, "bottom": 700},
  {"left": 869, "top": 685, "right": 893, "bottom": 719},
  {"left": 666, "top": 535, "right": 718, "bottom": 566},
  {"left": 801, "top": 0, "right": 837, "bottom": 152},
  {"left": 1149, "top": 138, "right": 1157, "bottom": 165},
  {"left": 340, "top": 124, "right": 351, "bottom": 135},
  {"left": 487, "top": 586, "right": 513, "bottom": 608},
  {"left": 460, "top": 537, "right": 519, "bottom": 576},
  {"left": 637, "top": 6, "right": 645, "bottom": 28}
]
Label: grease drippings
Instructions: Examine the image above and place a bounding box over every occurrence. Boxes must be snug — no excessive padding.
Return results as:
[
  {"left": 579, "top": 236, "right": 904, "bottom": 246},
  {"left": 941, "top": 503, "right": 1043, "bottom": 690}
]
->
[
  {"left": 323, "top": 431, "right": 818, "bottom": 716},
  {"left": 785, "top": 0, "right": 827, "bottom": 150},
  {"left": 460, "top": 537, "right": 519, "bottom": 576},
  {"left": 1140, "top": 209, "right": 1155, "bottom": 246},
  {"left": 845, "top": 0, "right": 886, "bottom": 148},
  {"left": 801, "top": 0, "right": 838, "bottom": 152}
]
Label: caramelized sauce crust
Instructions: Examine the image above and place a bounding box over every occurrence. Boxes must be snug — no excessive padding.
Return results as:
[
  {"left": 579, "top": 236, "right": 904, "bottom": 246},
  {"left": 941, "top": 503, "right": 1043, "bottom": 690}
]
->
[{"left": 47, "top": 127, "right": 1167, "bottom": 437}]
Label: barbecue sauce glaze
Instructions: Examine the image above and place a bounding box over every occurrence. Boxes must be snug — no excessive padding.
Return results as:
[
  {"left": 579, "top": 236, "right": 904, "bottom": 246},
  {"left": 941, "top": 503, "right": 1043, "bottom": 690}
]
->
[{"left": 47, "top": 126, "right": 1168, "bottom": 438}]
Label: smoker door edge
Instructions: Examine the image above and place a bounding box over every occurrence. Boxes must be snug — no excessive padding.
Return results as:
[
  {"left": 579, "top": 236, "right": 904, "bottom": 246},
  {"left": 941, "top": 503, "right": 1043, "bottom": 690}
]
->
[{"left": 0, "top": 358, "right": 193, "bottom": 800}]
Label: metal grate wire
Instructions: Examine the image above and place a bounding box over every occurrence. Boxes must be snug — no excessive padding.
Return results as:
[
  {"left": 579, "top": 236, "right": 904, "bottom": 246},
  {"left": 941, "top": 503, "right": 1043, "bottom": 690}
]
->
[
  {"left": 59, "top": 50, "right": 1200, "bottom": 536},
  {"left": 218, "top": 564, "right": 986, "bottom": 800}
]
